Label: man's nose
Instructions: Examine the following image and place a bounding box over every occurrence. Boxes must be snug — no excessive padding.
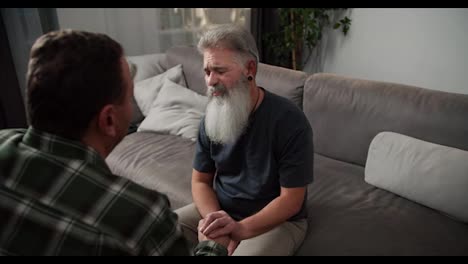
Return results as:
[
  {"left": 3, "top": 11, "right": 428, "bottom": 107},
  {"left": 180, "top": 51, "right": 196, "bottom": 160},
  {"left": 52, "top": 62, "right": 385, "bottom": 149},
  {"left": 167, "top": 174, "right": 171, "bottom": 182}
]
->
[{"left": 206, "top": 72, "right": 218, "bottom": 87}]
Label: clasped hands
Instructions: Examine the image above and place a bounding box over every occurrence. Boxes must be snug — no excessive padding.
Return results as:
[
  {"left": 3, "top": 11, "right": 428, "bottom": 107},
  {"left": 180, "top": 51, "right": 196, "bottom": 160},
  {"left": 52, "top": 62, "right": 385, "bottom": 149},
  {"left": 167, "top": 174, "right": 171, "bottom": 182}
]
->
[{"left": 197, "top": 210, "right": 242, "bottom": 256}]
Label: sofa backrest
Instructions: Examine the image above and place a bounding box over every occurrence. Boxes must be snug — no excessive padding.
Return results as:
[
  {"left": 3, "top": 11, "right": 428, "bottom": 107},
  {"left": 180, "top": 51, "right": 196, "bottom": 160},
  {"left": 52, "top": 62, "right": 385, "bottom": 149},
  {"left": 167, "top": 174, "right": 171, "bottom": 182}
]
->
[
  {"left": 127, "top": 53, "right": 169, "bottom": 82},
  {"left": 166, "top": 45, "right": 306, "bottom": 109},
  {"left": 166, "top": 45, "right": 206, "bottom": 95},
  {"left": 304, "top": 73, "right": 468, "bottom": 166},
  {"left": 256, "top": 63, "right": 306, "bottom": 110}
]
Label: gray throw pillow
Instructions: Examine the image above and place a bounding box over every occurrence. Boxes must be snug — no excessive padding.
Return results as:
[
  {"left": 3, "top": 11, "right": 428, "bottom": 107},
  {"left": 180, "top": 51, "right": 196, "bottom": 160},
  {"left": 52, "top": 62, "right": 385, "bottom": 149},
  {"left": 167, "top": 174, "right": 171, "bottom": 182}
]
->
[{"left": 138, "top": 78, "right": 208, "bottom": 141}]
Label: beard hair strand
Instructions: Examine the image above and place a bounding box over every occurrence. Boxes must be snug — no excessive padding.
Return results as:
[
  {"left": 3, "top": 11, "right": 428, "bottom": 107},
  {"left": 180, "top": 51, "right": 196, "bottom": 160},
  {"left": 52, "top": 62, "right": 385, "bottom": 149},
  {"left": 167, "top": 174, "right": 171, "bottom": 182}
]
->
[{"left": 205, "top": 77, "right": 251, "bottom": 145}]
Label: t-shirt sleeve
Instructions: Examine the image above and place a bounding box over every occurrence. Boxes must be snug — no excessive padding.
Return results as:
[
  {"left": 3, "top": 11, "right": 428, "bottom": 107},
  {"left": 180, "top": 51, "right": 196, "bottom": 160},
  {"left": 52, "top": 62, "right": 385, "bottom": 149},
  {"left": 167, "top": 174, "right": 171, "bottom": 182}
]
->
[
  {"left": 193, "top": 118, "right": 216, "bottom": 173},
  {"left": 277, "top": 115, "right": 314, "bottom": 188}
]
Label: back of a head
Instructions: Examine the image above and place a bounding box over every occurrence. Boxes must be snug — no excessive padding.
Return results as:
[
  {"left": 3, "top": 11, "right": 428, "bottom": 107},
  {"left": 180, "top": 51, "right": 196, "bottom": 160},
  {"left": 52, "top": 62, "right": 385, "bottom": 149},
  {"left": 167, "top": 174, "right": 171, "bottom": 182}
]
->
[
  {"left": 198, "top": 24, "right": 259, "bottom": 66},
  {"left": 27, "top": 29, "right": 124, "bottom": 140}
]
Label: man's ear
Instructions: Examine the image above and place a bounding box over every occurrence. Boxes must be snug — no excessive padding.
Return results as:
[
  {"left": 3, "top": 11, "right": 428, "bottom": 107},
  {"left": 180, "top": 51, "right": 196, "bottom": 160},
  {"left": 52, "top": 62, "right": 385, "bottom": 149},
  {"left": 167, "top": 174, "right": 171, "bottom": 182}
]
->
[
  {"left": 97, "top": 104, "right": 117, "bottom": 137},
  {"left": 246, "top": 59, "right": 257, "bottom": 78}
]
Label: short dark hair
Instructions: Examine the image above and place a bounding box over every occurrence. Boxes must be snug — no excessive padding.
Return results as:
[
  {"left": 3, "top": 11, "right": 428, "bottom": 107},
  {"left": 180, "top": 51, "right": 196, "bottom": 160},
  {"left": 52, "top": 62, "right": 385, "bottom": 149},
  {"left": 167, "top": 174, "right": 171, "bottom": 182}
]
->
[{"left": 26, "top": 29, "right": 124, "bottom": 140}]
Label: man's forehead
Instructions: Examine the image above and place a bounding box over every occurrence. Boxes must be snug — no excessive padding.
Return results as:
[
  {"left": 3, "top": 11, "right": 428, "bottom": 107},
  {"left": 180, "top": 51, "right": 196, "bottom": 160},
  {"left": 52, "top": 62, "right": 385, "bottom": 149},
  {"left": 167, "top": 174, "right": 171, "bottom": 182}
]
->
[
  {"left": 204, "top": 48, "right": 237, "bottom": 60},
  {"left": 203, "top": 54, "right": 238, "bottom": 70},
  {"left": 204, "top": 62, "right": 229, "bottom": 70}
]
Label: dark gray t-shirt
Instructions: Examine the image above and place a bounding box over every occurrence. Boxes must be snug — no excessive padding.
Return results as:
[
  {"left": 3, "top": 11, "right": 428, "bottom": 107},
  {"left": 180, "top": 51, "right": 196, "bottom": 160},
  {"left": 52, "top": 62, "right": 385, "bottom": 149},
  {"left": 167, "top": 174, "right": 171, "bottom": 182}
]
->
[{"left": 193, "top": 88, "right": 314, "bottom": 221}]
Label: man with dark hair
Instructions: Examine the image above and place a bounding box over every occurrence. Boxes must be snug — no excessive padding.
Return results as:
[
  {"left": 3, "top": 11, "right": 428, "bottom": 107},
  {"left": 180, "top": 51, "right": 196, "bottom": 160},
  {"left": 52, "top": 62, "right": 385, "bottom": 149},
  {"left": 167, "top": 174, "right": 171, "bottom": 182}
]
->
[{"left": 0, "top": 30, "right": 228, "bottom": 256}]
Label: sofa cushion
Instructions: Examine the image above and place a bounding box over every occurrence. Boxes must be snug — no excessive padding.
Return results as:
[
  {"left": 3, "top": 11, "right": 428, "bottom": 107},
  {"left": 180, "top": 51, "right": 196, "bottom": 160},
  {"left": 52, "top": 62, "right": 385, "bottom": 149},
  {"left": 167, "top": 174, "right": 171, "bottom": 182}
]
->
[
  {"left": 303, "top": 73, "right": 468, "bottom": 166},
  {"left": 106, "top": 132, "right": 195, "bottom": 210},
  {"left": 127, "top": 53, "right": 170, "bottom": 126},
  {"left": 365, "top": 131, "right": 468, "bottom": 222},
  {"left": 107, "top": 140, "right": 468, "bottom": 255},
  {"left": 166, "top": 45, "right": 307, "bottom": 109},
  {"left": 166, "top": 45, "right": 207, "bottom": 96},
  {"left": 138, "top": 79, "right": 208, "bottom": 141},
  {"left": 297, "top": 154, "right": 468, "bottom": 256},
  {"left": 256, "top": 63, "right": 306, "bottom": 110},
  {"left": 134, "top": 64, "right": 187, "bottom": 116},
  {"left": 127, "top": 53, "right": 168, "bottom": 82}
]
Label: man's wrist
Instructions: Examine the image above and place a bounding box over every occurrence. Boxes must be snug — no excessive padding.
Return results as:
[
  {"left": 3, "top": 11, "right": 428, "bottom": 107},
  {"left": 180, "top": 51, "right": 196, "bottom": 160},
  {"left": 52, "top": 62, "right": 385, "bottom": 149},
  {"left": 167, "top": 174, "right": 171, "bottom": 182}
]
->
[{"left": 235, "top": 221, "right": 250, "bottom": 241}]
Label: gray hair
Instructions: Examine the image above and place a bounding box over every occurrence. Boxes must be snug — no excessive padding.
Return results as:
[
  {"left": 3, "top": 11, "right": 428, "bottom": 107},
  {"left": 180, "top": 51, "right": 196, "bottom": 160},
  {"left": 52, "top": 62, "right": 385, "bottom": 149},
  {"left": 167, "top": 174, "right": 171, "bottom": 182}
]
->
[{"left": 198, "top": 24, "right": 259, "bottom": 67}]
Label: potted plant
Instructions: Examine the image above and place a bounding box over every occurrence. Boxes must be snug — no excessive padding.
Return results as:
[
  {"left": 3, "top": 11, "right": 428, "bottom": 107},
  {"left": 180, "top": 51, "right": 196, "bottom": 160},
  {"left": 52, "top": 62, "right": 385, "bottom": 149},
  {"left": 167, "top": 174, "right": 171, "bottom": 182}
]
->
[{"left": 266, "top": 8, "right": 351, "bottom": 71}]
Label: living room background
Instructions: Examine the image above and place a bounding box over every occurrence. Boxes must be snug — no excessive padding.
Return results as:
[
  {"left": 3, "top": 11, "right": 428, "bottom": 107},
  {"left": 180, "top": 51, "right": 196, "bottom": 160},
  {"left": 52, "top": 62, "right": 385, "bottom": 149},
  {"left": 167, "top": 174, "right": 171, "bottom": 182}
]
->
[
  {"left": 57, "top": 8, "right": 468, "bottom": 95},
  {"left": 1, "top": 8, "right": 467, "bottom": 129},
  {"left": 56, "top": 8, "right": 252, "bottom": 56}
]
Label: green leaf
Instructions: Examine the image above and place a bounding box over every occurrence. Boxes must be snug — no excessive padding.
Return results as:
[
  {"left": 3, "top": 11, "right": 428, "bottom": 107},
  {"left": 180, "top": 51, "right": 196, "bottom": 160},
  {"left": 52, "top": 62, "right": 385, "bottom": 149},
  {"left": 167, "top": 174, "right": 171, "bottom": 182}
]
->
[{"left": 263, "top": 8, "right": 352, "bottom": 69}]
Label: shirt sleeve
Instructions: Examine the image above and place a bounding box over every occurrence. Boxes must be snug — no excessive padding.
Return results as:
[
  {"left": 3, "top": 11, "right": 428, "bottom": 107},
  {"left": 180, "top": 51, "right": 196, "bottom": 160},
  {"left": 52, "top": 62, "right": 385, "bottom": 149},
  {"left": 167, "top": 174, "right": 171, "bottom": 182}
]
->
[
  {"left": 138, "top": 194, "right": 192, "bottom": 256},
  {"left": 193, "top": 241, "right": 228, "bottom": 256},
  {"left": 277, "top": 116, "right": 314, "bottom": 188},
  {"left": 193, "top": 117, "right": 216, "bottom": 173}
]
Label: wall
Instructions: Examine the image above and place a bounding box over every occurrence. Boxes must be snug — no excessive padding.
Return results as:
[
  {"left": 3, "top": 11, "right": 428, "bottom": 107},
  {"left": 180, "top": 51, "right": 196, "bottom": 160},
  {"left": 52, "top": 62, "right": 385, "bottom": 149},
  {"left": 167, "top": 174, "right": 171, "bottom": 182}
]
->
[{"left": 304, "top": 8, "right": 468, "bottom": 94}]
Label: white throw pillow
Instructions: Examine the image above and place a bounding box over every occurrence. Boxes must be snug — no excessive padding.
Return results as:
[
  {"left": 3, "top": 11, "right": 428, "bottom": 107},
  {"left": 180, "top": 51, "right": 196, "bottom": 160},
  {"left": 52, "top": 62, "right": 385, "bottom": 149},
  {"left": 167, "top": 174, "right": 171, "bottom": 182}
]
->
[
  {"left": 365, "top": 132, "right": 468, "bottom": 222},
  {"left": 134, "top": 64, "right": 187, "bottom": 116},
  {"left": 137, "top": 78, "right": 208, "bottom": 141}
]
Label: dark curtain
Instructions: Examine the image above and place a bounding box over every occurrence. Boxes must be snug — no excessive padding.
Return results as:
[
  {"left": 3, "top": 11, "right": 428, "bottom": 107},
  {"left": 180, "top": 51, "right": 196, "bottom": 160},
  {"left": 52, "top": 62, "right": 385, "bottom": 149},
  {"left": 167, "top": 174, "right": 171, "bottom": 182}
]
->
[
  {"left": 0, "top": 8, "right": 58, "bottom": 129},
  {"left": 38, "top": 8, "right": 59, "bottom": 33},
  {"left": 0, "top": 11, "right": 27, "bottom": 129},
  {"left": 251, "top": 8, "right": 285, "bottom": 67},
  {"left": 0, "top": 102, "right": 5, "bottom": 129}
]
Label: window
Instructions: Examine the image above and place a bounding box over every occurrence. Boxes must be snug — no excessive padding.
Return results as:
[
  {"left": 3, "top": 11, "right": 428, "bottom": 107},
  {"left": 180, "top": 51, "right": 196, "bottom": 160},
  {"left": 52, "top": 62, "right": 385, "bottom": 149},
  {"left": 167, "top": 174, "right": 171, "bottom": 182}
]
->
[{"left": 57, "top": 8, "right": 251, "bottom": 55}]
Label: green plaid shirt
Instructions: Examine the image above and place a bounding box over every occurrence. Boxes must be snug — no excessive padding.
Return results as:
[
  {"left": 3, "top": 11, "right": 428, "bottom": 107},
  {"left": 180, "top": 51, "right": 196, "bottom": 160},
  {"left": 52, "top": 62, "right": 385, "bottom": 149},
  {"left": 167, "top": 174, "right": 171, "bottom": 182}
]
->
[{"left": 0, "top": 127, "right": 227, "bottom": 256}]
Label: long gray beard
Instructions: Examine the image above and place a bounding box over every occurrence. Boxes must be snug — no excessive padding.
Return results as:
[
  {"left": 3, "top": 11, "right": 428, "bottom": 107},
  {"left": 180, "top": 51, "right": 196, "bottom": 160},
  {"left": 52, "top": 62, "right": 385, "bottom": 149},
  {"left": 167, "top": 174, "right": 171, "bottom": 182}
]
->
[{"left": 205, "top": 77, "right": 251, "bottom": 145}]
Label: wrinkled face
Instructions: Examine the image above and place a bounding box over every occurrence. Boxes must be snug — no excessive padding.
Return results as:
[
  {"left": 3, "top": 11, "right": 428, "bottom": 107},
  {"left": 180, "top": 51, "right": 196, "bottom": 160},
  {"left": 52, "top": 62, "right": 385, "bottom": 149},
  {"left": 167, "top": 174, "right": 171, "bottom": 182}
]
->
[
  {"left": 203, "top": 47, "right": 248, "bottom": 98},
  {"left": 203, "top": 48, "right": 252, "bottom": 144}
]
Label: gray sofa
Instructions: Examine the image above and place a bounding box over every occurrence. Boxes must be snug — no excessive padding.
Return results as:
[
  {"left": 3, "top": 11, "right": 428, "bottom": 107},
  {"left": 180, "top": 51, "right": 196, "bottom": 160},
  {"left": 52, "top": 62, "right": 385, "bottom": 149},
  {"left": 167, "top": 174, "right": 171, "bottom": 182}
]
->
[{"left": 106, "top": 46, "right": 468, "bottom": 255}]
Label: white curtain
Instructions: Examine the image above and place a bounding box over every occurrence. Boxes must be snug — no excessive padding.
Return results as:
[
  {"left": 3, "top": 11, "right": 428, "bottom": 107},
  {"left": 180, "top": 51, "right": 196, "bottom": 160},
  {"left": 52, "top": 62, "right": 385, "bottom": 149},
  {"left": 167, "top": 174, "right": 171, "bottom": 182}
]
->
[{"left": 56, "top": 8, "right": 251, "bottom": 56}]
